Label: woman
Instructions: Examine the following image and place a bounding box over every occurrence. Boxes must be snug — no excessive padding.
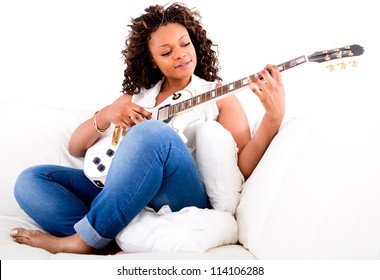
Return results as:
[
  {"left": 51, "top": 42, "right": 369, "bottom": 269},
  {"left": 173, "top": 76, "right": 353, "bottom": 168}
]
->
[{"left": 10, "top": 3, "right": 284, "bottom": 254}]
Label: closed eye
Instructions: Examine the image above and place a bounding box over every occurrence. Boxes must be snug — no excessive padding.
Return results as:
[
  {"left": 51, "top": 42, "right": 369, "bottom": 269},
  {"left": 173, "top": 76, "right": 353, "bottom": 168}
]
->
[
  {"left": 161, "top": 51, "right": 171, "bottom": 56},
  {"left": 161, "top": 42, "right": 191, "bottom": 57}
]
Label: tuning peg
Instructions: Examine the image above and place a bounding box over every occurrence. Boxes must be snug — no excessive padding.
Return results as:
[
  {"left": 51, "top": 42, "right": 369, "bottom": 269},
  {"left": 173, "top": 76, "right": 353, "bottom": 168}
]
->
[
  {"left": 345, "top": 45, "right": 350, "bottom": 50},
  {"left": 337, "top": 62, "right": 348, "bottom": 70},
  {"left": 334, "top": 47, "right": 339, "bottom": 52},
  {"left": 324, "top": 54, "right": 331, "bottom": 61},
  {"left": 326, "top": 64, "right": 335, "bottom": 72},
  {"left": 349, "top": 60, "right": 359, "bottom": 67}
]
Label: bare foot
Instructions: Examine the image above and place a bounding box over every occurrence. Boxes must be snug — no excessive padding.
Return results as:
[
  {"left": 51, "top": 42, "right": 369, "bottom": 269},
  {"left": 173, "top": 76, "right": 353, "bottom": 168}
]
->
[
  {"left": 115, "top": 251, "right": 127, "bottom": 255},
  {"left": 10, "top": 228, "right": 97, "bottom": 254}
]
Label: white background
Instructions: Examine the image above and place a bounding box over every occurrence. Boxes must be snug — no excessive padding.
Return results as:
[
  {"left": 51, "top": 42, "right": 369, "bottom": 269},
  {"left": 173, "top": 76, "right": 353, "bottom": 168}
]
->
[
  {"left": 1, "top": 1, "right": 379, "bottom": 277},
  {"left": 0, "top": 0, "right": 378, "bottom": 114}
]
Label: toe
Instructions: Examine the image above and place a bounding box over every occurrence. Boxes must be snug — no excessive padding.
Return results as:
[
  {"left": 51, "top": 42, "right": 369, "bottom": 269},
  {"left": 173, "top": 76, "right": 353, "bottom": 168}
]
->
[{"left": 10, "top": 229, "right": 19, "bottom": 237}]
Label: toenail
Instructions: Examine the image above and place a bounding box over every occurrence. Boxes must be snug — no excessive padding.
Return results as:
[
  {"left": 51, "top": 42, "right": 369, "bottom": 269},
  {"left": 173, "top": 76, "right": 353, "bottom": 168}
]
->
[{"left": 10, "top": 229, "right": 18, "bottom": 237}]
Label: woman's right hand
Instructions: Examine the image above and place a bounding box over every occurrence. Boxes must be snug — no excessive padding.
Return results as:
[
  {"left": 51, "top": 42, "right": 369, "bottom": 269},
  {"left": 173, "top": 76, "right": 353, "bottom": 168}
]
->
[
  {"left": 68, "top": 94, "right": 152, "bottom": 158},
  {"left": 95, "top": 94, "right": 152, "bottom": 131}
]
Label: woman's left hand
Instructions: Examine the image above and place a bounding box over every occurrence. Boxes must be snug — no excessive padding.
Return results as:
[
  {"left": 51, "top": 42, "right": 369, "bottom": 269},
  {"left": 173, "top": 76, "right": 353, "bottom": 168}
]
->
[{"left": 248, "top": 64, "right": 285, "bottom": 125}]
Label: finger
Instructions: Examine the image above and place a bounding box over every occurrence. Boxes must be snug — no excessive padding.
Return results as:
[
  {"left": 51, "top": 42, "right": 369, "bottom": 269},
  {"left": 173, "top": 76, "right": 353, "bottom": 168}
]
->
[
  {"left": 260, "top": 68, "right": 272, "bottom": 82},
  {"left": 131, "top": 114, "right": 146, "bottom": 124},
  {"left": 119, "top": 120, "right": 130, "bottom": 132},
  {"left": 265, "top": 64, "right": 280, "bottom": 79},
  {"left": 248, "top": 78, "right": 264, "bottom": 99},
  {"left": 142, "top": 110, "right": 152, "bottom": 120},
  {"left": 131, "top": 104, "right": 152, "bottom": 120},
  {"left": 129, "top": 116, "right": 140, "bottom": 125}
]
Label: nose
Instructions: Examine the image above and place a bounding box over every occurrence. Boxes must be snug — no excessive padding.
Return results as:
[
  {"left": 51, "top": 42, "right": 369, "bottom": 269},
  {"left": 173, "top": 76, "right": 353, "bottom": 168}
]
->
[{"left": 173, "top": 46, "right": 186, "bottom": 59}]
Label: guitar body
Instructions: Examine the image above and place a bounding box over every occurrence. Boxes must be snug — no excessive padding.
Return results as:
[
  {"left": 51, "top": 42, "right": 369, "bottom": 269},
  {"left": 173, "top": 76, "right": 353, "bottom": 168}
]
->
[{"left": 83, "top": 44, "right": 364, "bottom": 188}]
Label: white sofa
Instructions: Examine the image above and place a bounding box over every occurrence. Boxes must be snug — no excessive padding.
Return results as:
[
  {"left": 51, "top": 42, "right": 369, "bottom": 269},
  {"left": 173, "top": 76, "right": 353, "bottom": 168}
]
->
[{"left": 1, "top": 61, "right": 380, "bottom": 260}]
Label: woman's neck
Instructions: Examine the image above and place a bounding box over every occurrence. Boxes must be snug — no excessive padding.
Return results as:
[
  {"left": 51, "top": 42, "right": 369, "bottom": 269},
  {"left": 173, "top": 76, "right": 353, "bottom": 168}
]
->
[
  {"left": 161, "top": 76, "right": 192, "bottom": 94},
  {"left": 155, "top": 76, "right": 192, "bottom": 106}
]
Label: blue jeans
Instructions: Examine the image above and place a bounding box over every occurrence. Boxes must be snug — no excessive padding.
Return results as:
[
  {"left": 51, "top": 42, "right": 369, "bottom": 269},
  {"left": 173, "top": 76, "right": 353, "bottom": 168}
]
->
[{"left": 14, "top": 120, "right": 209, "bottom": 249}]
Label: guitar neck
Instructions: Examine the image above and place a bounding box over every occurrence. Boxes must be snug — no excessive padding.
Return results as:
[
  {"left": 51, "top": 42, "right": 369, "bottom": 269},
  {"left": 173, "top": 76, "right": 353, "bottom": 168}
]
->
[
  {"left": 167, "top": 55, "right": 308, "bottom": 118},
  {"left": 275, "top": 55, "right": 308, "bottom": 73}
]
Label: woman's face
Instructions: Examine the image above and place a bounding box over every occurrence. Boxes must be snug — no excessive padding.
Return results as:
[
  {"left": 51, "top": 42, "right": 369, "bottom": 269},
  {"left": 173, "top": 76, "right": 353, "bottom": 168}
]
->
[{"left": 148, "top": 23, "right": 197, "bottom": 82}]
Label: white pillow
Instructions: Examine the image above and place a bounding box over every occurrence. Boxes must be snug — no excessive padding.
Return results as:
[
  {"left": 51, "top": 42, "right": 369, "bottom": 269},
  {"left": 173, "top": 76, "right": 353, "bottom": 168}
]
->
[
  {"left": 195, "top": 121, "right": 244, "bottom": 214},
  {"left": 115, "top": 120, "right": 243, "bottom": 253},
  {"left": 115, "top": 206, "right": 238, "bottom": 253}
]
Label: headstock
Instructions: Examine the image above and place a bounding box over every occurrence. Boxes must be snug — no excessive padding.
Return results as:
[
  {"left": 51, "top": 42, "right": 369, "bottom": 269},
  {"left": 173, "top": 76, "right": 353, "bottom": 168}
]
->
[{"left": 309, "top": 44, "right": 364, "bottom": 72}]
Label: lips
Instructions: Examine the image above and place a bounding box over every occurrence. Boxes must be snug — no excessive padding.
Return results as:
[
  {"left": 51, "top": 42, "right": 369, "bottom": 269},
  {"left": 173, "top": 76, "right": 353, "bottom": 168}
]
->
[{"left": 175, "top": 60, "right": 191, "bottom": 69}]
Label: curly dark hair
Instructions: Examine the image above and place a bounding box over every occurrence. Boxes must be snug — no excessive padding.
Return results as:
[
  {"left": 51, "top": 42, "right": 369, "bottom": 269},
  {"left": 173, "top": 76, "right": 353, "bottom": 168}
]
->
[{"left": 121, "top": 2, "right": 221, "bottom": 95}]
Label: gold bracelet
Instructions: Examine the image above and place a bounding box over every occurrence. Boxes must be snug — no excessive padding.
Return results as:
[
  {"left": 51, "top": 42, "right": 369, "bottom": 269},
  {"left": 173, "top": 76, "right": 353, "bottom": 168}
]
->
[{"left": 93, "top": 111, "right": 110, "bottom": 134}]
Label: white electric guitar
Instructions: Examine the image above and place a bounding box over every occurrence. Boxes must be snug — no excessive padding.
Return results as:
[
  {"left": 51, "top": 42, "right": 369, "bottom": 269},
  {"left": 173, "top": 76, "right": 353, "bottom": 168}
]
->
[{"left": 84, "top": 44, "right": 364, "bottom": 188}]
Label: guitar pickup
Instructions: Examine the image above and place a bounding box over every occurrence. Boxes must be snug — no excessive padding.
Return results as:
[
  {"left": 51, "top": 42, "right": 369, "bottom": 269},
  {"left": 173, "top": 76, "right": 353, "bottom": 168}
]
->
[{"left": 112, "top": 126, "right": 121, "bottom": 146}]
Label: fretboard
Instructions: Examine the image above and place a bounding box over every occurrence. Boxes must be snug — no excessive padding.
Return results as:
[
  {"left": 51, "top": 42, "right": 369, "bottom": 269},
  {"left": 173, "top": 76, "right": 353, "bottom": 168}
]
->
[{"left": 167, "top": 55, "right": 308, "bottom": 118}]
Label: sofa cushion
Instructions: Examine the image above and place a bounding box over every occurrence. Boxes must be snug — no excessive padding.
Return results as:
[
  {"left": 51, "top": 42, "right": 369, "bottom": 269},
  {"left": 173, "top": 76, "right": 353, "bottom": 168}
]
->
[{"left": 236, "top": 117, "right": 380, "bottom": 259}]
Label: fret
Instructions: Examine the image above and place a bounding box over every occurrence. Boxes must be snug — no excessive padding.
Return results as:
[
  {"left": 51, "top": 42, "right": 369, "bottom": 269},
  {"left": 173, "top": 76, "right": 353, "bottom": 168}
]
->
[
  {"left": 180, "top": 101, "right": 186, "bottom": 111},
  {"left": 210, "top": 89, "right": 216, "bottom": 99},
  {"left": 185, "top": 100, "right": 190, "bottom": 110},
  {"left": 222, "top": 85, "right": 228, "bottom": 95},
  {"left": 277, "top": 63, "right": 286, "bottom": 72},
  {"left": 173, "top": 104, "right": 179, "bottom": 114},
  {"left": 228, "top": 82, "right": 235, "bottom": 92},
  {"left": 280, "top": 55, "right": 307, "bottom": 71},
  {"left": 204, "top": 91, "right": 210, "bottom": 102},
  {"left": 235, "top": 79, "right": 243, "bottom": 89},
  {"left": 249, "top": 73, "right": 257, "bottom": 81},
  {"left": 242, "top": 77, "right": 249, "bottom": 86},
  {"left": 215, "top": 86, "right": 222, "bottom": 97},
  {"left": 196, "top": 95, "right": 202, "bottom": 105},
  {"left": 192, "top": 96, "right": 197, "bottom": 107},
  {"left": 169, "top": 105, "right": 174, "bottom": 117}
]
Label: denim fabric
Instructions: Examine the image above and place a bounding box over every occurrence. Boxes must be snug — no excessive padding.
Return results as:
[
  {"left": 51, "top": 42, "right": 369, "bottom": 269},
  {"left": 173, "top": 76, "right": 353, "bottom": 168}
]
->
[{"left": 14, "top": 120, "right": 209, "bottom": 249}]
